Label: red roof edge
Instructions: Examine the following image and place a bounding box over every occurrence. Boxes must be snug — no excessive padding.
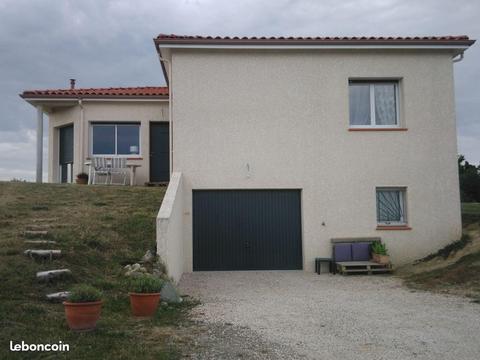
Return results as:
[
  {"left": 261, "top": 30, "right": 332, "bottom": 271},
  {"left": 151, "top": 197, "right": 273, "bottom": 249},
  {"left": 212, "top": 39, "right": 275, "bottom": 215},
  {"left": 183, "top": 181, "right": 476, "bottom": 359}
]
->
[
  {"left": 20, "top": 86, "right": 169, "bottom": 99},
  {"left": 154, "top": 34, "right": 475, "bottom": 47}
]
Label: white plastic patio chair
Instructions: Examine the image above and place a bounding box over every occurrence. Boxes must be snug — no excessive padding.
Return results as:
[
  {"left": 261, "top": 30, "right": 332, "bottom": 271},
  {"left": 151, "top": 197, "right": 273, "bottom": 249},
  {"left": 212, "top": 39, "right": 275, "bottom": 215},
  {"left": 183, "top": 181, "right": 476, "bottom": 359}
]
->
[
  {"left": 109, "top": 157, "right": 129, "bottom": 185},
  {"left": 91, "top": 157, "right": 110, "bottom": 185}
]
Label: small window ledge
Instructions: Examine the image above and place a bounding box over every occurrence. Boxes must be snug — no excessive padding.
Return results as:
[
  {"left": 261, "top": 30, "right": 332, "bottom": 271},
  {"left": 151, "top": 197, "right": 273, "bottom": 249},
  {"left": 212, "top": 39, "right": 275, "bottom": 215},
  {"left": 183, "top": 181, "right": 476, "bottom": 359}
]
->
[
  {"left": 349, "top": 128, "right": 408, "bottom": 132},
  {"left": 86, "top": 157, "right": 143, "bottom": 160},
  {"left": 376, "top": 225, "right": 412, "bottom": 230}
]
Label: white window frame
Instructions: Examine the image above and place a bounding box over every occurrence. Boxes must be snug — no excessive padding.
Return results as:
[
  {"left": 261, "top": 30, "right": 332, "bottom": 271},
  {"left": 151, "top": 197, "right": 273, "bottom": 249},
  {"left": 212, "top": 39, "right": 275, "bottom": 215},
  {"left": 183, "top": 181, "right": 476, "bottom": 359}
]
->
[
  {"left": 349, "top": 81, "right": 400, "bottom": 129},
  {"left": 376, "top": 187, "right": 407, "bottom": 226},
  {"left": 90, "top": 123, "right": 141, "bottom": 158}
]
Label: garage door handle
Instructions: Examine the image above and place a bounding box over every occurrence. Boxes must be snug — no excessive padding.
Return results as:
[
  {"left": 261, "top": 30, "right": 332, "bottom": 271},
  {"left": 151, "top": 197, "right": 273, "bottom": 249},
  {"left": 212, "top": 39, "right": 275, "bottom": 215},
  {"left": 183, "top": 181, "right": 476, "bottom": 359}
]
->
[{"left": 245, "top": 241, "right": 250, "bottom": 248}]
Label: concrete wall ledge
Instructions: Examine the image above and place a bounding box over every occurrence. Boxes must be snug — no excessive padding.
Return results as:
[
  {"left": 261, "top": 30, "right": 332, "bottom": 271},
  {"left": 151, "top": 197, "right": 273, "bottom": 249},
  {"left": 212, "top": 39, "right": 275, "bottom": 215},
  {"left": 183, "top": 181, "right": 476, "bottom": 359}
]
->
[{"left": 156, "top": 172, "right": 184, "bottom": 283}]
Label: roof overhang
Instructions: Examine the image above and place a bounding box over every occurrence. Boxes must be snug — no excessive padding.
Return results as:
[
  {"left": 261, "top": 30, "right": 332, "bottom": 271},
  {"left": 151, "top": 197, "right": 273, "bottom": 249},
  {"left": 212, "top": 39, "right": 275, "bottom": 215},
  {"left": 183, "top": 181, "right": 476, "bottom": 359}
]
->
[
  {"left": 154, "top": 35, "right": 475, "bottom": 83},
  {"left": 154, "top": 42, "right": 171, "bottom": 86},
  {"left": 20, "top": 96, "right": 168, "bottom": 110}
]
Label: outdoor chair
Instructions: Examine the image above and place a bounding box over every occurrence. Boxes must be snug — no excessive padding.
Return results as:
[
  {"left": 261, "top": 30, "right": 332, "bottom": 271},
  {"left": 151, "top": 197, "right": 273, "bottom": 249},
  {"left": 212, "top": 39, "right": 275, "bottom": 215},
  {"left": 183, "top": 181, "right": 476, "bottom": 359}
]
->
[
  {"left": 91, "top": 157, "right": 110, "bottom": 185},
  {"left": 109, "top": 157, "right": 129, "bottom": 185},
  {"left": 331, "top": 237, "right": 380, "bottom": 274}
]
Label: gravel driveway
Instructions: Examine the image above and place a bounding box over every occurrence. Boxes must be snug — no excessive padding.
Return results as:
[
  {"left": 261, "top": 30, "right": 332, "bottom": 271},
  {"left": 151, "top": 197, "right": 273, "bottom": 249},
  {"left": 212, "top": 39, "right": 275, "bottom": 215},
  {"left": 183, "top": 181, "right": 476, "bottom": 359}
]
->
[{"left": 179, "top": 271, "right": 480, "bottom": 360}]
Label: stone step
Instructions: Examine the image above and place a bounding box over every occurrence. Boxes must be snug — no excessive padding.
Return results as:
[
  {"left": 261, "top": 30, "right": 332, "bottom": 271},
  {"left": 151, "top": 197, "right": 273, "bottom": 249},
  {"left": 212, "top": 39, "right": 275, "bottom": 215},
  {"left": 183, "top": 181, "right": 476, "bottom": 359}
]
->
[
  {"left": 46, "top": 291, "right": 71, "bottom": 302},
  {"left": 32, "top": 218, "right": 58, "bottom": 223},
  {"left": 23, "top": 230, "right": 48, "bottom": 238},
  {"left": 36, "top": 269, "right": 71, "bottom": 281},
  {"left": 25, "top": 224, "right": 52, "bottom": 231},
  {"left": 24, "top": 240, "right": 57, "bottom": 245},
  {"left": 24, "top": 249, "right": 61, "bottom": 259}
]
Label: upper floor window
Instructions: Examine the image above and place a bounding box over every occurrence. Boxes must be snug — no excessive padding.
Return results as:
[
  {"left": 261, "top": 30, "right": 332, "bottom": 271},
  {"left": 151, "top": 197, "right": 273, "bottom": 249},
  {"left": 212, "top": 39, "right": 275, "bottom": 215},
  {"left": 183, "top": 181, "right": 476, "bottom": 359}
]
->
[
  {"left": 91, "top": 123, "right": 140, "bottom": 156},
  {"left": 349, "top": 81, "right": 399, "bottom": 128}
]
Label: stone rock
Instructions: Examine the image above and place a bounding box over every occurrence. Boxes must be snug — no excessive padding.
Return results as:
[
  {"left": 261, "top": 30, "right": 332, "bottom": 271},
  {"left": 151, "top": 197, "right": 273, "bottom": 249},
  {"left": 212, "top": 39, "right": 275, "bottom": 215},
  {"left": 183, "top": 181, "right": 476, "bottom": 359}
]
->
[
  {"left": 124, "top": 263, "right": 147, "bottom": 277},
  {"left": 37, "top": 269, "right": 71, "bottom": 281},
  {"left": 153, "top": 268, "right": 164, "bottom": 277},
  {"left": 24, "top": 230, "right": 48, "bottom": 238},
  {"left": 141, "top": 250, "right": 155, "bottom": 263},
  {"left": 46, "top": 291, "right": 70, "bottom": 302},
  {"left": 161, "top": 281, "right": 183, "bottom": 303},
  {"left": 24, "top": 240, "right": 57, "bottom": 245},
  {"left": 24, "top": 249, "right": 61, "bottom": 259}
]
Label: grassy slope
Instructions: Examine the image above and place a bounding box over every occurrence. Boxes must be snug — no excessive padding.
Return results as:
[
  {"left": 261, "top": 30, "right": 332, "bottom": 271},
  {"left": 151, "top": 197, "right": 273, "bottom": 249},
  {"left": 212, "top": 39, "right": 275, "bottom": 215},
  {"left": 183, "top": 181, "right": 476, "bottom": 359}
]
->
[
  {"left": 0, "top": 182, "right": 191, "bottom": 359},
  {"left": 401, "top": 203, "right": 480, "bottom": 301}
]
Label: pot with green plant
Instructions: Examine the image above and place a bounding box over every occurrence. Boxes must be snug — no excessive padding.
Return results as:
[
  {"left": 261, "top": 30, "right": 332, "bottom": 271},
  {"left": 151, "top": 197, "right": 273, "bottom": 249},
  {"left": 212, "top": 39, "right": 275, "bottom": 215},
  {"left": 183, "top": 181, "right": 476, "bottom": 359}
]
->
[
  {"left": 129, "top": 274, "right": 165, "bottom": 317},
  {"left": 63, "top": 284, "right": 103, "bottom": 331},
  {"left": 76, "top": 172, "right": 89, "bottom": 185},
  {"left": 371, "top": 241, "right": 390, "bottom": 264}
]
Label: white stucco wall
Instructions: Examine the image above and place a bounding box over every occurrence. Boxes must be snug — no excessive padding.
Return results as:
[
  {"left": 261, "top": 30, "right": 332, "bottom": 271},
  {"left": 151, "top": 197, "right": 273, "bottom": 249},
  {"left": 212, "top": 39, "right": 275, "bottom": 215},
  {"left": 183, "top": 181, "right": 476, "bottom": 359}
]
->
[
  {"left": 156, "top": 172, "right": 184, "bottom": 283},
  {"left": 47, "top": 101, "right": 169, "bottom": 184},
  {"left": 171, "top": 49, "right": 462, "bottom": 272}
]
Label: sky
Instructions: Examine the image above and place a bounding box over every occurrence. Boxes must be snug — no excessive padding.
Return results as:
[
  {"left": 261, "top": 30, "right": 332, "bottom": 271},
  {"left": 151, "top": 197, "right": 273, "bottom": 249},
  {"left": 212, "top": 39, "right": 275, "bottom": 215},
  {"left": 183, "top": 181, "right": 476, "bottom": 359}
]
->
[{"left": 0, "top": 0, "right": 479, "bottom": 181}]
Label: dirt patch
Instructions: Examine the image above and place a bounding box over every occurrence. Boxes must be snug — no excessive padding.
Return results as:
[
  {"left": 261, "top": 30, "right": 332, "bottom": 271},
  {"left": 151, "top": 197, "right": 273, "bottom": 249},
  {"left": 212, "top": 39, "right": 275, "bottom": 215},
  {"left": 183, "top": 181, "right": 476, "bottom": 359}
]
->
[{"left": 399, "top": 222, "right": 480, "bottom": 301}]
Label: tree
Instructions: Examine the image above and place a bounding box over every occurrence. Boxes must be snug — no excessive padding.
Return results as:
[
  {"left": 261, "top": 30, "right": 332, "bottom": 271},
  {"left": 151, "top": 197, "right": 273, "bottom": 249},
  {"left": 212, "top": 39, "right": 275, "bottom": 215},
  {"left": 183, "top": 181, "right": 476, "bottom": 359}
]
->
[{"left": 458, "top": 155, "right": 480, "bottom": 202}]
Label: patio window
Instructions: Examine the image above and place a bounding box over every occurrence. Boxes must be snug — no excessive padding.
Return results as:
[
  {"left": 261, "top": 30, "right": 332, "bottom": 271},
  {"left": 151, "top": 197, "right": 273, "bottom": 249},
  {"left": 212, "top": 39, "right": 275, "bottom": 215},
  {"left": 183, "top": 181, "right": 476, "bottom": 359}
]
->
[
  {"left": 376, "top": 188, "right": 407, "bottom": 225},
  {"left": 91, "top": 123, "right": 140, "bottom": 156},
  {"left": 349, "top": 81, "right": 399, "bottom": 127}
]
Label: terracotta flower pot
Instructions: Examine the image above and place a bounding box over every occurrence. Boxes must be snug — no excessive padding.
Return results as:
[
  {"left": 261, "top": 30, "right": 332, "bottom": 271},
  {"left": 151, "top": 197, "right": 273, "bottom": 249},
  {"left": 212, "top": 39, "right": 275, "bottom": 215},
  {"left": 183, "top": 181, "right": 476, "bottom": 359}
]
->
[
  {"left": 372, "top": 253, "right": 390, "bottom": 264},
  {"left": 129, "top": 293, "right": 161, "bottom": 317},
  {"left": 76, "top": 178, "right": 88, "bottom": 185},
  {"left": 63, "top": 301, "right": 102, "bottom": 331}
]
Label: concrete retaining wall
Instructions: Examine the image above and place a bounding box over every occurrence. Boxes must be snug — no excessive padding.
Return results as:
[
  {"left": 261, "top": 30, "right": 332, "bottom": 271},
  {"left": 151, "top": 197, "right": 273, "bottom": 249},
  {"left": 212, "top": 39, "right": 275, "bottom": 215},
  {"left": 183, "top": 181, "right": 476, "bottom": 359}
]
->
[{"left": 156, "top": 172, "right": 184, "bottom": 283}]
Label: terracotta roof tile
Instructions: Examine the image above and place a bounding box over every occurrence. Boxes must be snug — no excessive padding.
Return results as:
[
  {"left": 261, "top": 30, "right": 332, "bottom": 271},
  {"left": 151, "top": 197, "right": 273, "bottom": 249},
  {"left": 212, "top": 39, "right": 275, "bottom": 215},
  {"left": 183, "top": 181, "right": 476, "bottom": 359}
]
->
[
  {"left": 155, "top": 34, "right": 475, "bottom": 46},
  {"left": 21, "top": 86, "right": 168, "bottom": 99}
]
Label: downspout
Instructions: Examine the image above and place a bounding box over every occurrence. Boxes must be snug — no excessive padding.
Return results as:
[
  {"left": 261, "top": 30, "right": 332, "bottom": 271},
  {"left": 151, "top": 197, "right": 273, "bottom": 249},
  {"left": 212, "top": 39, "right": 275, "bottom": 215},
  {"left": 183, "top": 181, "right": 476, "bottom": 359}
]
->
[
  {"left": 78, "top": 99, "right": 84, "bottom": 177},
  {"left": 158, "top": 55, "right": 173, "bottom": 176},
  {"left": 452, "top": 52, "right": 464, "bottom": 63}
]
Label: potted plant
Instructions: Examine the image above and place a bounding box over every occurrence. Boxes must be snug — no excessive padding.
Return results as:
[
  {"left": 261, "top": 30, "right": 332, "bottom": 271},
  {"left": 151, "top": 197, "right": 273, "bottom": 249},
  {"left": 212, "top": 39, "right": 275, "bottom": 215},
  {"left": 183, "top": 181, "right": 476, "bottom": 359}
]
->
[
  {"left": 371, "top": 241, "right": 390, "bottom": 264},
  {"left": 129, "top": 274, "right": 165, "bottom": 317},
  {"left": 76, "top": 173, "right": 89, "bottom": 185},
  {"left": 63, "top": 285, "right": 103, "bottom": 331}
]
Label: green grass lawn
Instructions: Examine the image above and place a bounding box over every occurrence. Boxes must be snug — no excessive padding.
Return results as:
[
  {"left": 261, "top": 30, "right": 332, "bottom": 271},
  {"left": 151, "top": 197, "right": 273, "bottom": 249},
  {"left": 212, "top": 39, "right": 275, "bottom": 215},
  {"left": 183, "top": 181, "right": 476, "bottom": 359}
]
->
[
  {"left": 461, "top": 202, "right": 480, "bottom": 226},
  {"left": 0, "top": 182, "right": 192, "bottom": 359},
  {"left": 461, "top": 202, "right": 480, "bottom": 214}
]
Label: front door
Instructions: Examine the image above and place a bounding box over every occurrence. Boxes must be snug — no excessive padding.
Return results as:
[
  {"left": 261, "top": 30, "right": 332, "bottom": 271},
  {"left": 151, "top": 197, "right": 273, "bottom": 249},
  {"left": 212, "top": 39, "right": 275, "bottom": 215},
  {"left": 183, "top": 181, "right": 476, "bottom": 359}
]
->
[
  {"left": 59, "top": 125, "right": 73, "bottom": 183},
  {"left": 149, "top": 122, "right": 170, "bottom": 183}
]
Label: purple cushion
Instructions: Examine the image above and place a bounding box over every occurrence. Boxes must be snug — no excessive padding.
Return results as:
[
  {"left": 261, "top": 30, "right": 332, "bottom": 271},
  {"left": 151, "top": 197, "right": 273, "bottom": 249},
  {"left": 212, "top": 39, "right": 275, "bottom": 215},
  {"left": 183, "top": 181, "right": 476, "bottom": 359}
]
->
[
  {"left": 352, "top": 243, "right": 370, "bottom": 261},
  {"left": 334, "top": 244, "right": 352, "bottom": 262}
]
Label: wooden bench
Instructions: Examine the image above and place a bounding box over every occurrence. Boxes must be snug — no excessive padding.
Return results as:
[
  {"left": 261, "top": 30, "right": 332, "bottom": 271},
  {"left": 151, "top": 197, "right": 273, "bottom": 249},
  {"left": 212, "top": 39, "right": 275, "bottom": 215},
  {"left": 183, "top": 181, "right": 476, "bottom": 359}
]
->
[
  {"left": 331, "top": 237, "right": 392, "bottom": 275},
  {"left": 336, "top": 261, "right": 392, "bottom": 275}
]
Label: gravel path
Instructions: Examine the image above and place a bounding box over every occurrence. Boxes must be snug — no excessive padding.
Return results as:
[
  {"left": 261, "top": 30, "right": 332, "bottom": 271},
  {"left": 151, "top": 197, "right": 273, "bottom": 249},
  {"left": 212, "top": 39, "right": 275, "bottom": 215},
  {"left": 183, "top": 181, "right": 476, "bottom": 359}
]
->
[{"left": 179, "top": 271, "right": 480, "bottom": 360}]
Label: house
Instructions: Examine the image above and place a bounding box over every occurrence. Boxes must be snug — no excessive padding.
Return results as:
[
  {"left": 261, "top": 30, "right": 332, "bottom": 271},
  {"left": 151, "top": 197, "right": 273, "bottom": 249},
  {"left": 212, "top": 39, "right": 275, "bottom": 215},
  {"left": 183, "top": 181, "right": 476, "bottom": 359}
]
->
[
  {"left": 21, "top": 34, "right": 475, "bottom": 282},
  {"left": 20, "top": 85, "right": 170, "bottom": 184}
]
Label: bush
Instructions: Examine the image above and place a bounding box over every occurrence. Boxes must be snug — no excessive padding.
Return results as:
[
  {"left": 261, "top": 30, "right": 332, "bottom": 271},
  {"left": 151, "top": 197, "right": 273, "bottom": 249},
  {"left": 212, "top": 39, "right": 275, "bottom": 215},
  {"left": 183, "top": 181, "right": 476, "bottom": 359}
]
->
[
  {"left": 371, "top": 241, "right": 388, "bottom": 255},
  {"left": 129, "top": 275, "right": 164, "bottom": 293},
  {"left": 77, "top": 173, "right": 89, "bottom": 180},
  {"left": 68, "top": 284, "right": 103, "bottom": 303}
]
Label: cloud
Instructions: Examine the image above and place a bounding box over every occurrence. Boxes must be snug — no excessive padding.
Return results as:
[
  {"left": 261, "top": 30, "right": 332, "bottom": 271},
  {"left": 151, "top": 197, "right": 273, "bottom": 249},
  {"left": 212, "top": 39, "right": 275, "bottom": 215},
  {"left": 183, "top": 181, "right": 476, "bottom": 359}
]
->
[{"left": 0, "top": 0, "right": 479, "bottom": 181}]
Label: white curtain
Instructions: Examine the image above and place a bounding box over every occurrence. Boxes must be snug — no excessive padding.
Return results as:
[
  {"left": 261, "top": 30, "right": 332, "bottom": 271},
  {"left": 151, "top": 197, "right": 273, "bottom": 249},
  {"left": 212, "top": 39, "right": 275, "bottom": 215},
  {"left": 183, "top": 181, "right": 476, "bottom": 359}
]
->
[
  {"left": 349, "top": 84, "right": 371, "bottom": 125},
  {"left": 374, "top": 84, "right": 396, "bottom": 125}
]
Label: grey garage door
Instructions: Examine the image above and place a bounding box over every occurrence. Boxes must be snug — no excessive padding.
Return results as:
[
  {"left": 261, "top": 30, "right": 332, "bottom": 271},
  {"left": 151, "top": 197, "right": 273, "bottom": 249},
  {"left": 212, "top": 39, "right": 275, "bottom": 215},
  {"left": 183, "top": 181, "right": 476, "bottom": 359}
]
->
[{"left": 193, "top": 190, "right": 302, "bottom": 271}]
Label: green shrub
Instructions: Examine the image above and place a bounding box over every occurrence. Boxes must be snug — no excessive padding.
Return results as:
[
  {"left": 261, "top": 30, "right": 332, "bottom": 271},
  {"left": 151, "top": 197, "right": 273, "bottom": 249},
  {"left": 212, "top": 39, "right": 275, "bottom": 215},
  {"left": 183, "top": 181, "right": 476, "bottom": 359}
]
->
[
  {"left": 371, "top": 241, "right": 388, "bottom": 255},
  {"left": 129, "top": 275, "right": 164, "bottom": 293},
  {"left": 68, "top": 284, "right": 103, "bottom": 303}
]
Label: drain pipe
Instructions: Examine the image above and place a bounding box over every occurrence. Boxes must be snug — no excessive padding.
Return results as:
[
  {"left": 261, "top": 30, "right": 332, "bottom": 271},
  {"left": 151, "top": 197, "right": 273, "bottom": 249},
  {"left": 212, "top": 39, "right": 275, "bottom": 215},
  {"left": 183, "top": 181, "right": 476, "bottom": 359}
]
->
[
  {"left": 158, "top": 55, "right": 173, "bottom": 176},
  {"left": 452, "top": 52, "right": 464, "bottom": 63},
  {"left": 78, "top": 99, "right": 84, "bottom": 177}
]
